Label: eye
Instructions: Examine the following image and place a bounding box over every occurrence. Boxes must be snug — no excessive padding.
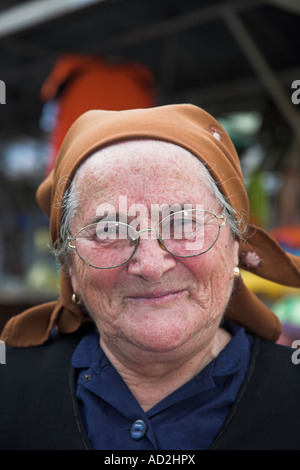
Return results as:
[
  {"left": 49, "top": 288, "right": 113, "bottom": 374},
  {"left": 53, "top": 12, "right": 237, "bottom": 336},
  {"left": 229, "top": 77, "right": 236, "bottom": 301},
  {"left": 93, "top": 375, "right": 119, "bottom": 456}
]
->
[
  {"left": 159, "top": 211, "right": 201, "bottom": 240},
  {"left": 96, "top": 221, "right": 129, "bottom": 240}
]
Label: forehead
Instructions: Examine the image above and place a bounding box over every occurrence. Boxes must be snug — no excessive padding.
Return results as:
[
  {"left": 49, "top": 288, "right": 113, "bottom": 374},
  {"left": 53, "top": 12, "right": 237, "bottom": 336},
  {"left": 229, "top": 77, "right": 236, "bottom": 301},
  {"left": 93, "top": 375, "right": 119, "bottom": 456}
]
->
[{"left": 72, "top": 140, "right": 217, "bottom": 214}]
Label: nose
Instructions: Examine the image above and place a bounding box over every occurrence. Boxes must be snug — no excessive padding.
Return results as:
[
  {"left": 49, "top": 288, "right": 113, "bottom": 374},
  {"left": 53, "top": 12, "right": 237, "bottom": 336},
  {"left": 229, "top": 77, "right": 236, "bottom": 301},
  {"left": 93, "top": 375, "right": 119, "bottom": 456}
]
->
[{"left": 127, "top": 234, "right": 177, "bottom": 281}]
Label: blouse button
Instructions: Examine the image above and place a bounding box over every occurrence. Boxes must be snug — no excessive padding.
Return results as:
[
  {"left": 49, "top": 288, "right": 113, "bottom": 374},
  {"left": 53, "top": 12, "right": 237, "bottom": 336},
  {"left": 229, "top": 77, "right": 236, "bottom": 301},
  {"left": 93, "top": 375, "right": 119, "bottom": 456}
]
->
[
  {"left": 81, "top": 374, "right": 92, "bottom": 382},
  {"left": 130, "top": 419, "right": 147, "bottom": 440}
]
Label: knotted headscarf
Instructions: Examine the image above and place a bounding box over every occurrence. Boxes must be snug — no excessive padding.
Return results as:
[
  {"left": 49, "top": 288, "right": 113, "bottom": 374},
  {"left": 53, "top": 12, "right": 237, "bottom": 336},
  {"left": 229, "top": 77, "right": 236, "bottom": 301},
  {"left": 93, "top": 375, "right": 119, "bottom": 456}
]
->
[{"left": 2, "top": 104, "right": 300, "bottom": 346}]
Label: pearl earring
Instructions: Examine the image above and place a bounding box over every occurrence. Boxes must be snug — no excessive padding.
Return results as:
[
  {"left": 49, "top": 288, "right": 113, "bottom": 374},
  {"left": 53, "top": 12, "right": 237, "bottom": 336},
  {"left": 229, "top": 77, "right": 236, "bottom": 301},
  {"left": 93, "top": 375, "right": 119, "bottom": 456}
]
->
[
  {"left": 71, "top": 293, "right": 81, "bottom": 305},
  {"left": 233, "top": 267, "right": 241, "bottom": 277}
]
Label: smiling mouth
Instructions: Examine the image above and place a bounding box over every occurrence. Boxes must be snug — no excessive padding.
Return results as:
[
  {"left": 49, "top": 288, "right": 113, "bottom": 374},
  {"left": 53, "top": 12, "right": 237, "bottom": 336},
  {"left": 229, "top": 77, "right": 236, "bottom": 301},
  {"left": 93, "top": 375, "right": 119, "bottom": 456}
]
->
[{"left": 127, "top": 290, "right": 186, "bottom": 303}]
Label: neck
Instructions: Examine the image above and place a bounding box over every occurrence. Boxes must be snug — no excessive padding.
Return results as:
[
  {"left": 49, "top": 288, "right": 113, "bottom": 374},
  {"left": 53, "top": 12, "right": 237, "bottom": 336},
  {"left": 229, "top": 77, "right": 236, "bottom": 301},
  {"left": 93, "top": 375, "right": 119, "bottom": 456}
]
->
[{"left": 100, "top": 327, "right": 231, "bottom": 412}]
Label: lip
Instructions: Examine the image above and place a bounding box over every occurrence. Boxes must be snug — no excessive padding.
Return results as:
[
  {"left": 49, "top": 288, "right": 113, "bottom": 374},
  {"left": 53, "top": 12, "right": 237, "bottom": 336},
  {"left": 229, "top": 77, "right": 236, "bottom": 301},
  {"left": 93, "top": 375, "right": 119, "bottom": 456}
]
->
[{"left": 127, "top": 290, "right": 186, "bottom": 304}]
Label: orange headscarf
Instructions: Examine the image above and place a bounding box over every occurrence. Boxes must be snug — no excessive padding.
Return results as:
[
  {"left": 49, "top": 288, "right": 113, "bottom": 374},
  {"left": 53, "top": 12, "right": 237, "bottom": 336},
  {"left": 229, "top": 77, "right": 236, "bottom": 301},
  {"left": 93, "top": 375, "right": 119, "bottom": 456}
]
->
[{"left": 2, "top": 104, "right": 300, "bottom": 346}]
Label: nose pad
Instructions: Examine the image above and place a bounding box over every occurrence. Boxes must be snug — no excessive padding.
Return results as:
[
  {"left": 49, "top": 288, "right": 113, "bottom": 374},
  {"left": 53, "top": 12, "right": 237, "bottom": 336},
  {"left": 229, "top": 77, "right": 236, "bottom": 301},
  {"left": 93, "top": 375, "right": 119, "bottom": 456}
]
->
[
  {"left": 133, "top": 230, "right": 166, "bottom": 250},
  {"left": 157, "top": 235, "right": 166, "bottom": 250},
  {"left": 129, "top": 233, "right": 166, "bottom": 254}
]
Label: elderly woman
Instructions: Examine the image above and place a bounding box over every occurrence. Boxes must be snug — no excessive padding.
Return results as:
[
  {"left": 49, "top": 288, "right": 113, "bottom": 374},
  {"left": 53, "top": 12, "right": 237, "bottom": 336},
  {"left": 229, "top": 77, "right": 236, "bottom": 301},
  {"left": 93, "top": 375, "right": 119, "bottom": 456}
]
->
[{"left": 1, "top": 104, "right": 300, "bottom": 450}]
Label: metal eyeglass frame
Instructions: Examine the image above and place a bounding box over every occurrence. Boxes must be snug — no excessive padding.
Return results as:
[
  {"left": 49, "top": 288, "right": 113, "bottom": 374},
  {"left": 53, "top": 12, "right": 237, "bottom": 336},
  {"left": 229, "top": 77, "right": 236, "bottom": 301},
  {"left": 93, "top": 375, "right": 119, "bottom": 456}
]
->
[{"left": 67, "top": 209, "right": 227, "bottom": 269}]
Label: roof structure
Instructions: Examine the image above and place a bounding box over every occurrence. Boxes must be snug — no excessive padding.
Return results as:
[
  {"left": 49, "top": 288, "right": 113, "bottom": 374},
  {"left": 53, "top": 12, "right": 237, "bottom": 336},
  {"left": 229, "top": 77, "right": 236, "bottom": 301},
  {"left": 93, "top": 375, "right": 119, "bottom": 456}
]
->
[{"left": 0, "top": 0, "right": 299, "bottom": 137}]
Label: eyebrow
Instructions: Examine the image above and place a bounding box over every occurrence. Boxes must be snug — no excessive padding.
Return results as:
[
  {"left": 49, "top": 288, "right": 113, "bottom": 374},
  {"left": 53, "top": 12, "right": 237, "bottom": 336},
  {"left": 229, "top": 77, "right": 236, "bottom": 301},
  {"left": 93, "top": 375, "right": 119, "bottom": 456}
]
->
[
  {"left": 85, "top": 212, "right": 133, "bottom": 226},
  {"left": 84, "top": 203, "right": 201, "bottom": 226}
]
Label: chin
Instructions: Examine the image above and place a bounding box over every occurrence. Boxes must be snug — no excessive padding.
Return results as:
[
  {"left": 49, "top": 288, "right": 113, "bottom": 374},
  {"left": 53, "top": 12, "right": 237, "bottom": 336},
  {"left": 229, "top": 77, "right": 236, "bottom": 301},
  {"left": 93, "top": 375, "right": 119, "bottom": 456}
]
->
[{"left": 125, "top": 318, "right": 198, "bottom": 355}]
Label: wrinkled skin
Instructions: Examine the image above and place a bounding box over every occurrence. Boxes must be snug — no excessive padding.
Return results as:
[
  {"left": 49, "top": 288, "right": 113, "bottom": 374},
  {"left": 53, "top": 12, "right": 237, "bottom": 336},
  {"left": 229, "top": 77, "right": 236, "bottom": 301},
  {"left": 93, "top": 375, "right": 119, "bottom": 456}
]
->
[{"left": 69, "top": 140, "right": 239, "bottom": 410}]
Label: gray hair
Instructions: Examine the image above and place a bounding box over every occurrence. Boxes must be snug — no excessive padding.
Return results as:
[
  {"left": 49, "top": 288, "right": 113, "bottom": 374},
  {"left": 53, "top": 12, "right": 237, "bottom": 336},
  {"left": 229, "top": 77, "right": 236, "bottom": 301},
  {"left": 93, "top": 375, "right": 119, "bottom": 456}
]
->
[{"left": 52, "top": 153, "right": 246, "bottom": 273}]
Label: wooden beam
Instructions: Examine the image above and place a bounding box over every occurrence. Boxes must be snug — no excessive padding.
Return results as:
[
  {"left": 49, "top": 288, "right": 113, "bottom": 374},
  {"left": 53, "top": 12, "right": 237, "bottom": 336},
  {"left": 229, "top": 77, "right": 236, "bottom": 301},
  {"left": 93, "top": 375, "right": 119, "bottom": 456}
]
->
[
  {"left": 222, "top": 8, "right": 300, "bottom": 136},
  {"left": 0, "top": 0, "right": 106, "bottom": 38}
]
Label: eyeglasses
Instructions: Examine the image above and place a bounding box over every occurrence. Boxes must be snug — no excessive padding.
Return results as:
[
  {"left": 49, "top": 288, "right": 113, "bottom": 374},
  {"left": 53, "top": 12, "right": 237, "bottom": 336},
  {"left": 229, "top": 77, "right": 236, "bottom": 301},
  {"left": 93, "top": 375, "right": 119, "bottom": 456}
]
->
[{"left": 67, "top": 209, "right": 226, "bottom": 269}]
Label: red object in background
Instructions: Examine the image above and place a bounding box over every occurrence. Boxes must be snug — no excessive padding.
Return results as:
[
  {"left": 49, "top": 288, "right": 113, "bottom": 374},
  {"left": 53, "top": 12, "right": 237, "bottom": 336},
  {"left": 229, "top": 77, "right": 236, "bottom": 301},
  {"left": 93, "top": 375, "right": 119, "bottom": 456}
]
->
[
  {"left": 40, "top": 54, "right": 156, "bottom": 175},
  {"left": 271, "top": 226, "right": 300, "bottom": 249}
]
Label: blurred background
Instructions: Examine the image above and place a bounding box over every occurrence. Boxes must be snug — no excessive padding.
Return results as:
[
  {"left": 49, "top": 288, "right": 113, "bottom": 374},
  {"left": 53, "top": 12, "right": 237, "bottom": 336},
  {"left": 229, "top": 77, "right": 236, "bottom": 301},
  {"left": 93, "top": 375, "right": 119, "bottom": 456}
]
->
[{"left": 0, "top": 0, "right": 299, "bottom": 344}]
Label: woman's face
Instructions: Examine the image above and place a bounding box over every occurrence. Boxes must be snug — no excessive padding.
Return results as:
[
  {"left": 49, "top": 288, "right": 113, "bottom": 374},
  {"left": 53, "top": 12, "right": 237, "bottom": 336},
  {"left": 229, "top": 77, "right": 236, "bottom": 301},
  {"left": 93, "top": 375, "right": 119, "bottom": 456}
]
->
[{"left": 69, "top": 140, "right": 239, "bottom": 360}]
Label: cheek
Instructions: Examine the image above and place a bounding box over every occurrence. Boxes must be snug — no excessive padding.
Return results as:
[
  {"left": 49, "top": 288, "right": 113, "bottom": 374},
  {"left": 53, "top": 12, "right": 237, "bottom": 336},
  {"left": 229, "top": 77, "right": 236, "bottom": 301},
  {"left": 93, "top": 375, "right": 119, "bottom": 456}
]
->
[
  {"left": 181, "top": 239, "right": 237, "bottom": 297},
  {"left": 70, "top": 259, "right": 122, "bottom": 304},
  {"left": 181, "top": 252, "right": 229, "bottom": 281}
]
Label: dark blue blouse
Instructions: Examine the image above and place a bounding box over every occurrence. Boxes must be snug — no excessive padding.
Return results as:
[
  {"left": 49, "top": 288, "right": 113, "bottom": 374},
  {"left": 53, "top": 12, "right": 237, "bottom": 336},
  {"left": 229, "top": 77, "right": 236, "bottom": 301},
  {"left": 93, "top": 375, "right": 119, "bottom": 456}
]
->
[{"left": 72, "top": 322, "right": 252, "bottom": 450}]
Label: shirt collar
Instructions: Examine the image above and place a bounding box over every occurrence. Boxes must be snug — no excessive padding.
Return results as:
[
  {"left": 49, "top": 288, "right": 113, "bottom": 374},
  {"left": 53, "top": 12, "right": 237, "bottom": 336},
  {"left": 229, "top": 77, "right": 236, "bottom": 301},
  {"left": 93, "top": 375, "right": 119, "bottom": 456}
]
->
[
  {"left": 212, "top": 322, "right": 252, "bottom": 378},
  {"left": 72, "top": 321, "right": 251, "bottom": 382}
]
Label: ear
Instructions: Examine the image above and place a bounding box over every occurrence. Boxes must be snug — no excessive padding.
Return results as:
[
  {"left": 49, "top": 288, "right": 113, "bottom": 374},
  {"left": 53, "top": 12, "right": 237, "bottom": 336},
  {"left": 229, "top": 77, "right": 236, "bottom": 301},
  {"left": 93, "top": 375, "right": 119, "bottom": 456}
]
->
[{"left": 233, "top": 238, "right": 240, "bottom": 267}]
